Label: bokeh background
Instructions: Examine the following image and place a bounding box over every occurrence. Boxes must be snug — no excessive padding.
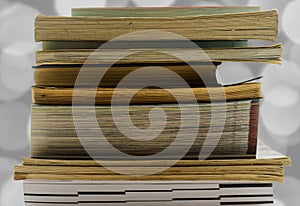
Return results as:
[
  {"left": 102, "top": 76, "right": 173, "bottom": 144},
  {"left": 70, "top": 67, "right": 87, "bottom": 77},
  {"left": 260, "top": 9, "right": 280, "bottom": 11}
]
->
[{"left": 0, "top": 0, "right": 299, "bottom": 205}]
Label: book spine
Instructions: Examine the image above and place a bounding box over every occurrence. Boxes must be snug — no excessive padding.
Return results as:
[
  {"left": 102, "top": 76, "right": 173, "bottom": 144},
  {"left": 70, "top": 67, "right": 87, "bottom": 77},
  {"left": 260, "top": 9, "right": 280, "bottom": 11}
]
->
[{"left": 247, "top": 100, "right": 259, "bottom": 154}]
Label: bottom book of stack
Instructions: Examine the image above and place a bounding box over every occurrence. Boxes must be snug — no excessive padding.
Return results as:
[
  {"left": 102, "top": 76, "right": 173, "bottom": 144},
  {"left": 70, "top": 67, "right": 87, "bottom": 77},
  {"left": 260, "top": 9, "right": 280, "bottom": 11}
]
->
[
  {"left": 24, "top": 180, "right": 274, "bottom": 206},
  {"left": 15, "top": 143, "right": 291, "bottom": 206}
]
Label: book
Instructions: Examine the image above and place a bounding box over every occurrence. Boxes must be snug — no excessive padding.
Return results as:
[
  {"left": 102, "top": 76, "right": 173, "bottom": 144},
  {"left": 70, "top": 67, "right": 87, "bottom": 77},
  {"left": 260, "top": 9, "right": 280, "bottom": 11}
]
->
[
  {"left": 23, "top": 180, "right": 274, "bottom": 206},
  {"left": 35, "top": 44, "right": 282, "bottom": 66},
  {"left": 67, "top": 6, "right": 255, "bottom": 51},
  {"left": 14, "top": 142, "right": 291, "bottom": 182},
  {"left": 34, "top": 10, "right": 278, "bottom": 42},
  {"left": 33, "top": 62, "right": 220, "bottom": 88},
  {"left": 43, "top": 6, "right": 262, "bottom": 51},
  {"left": 32, "top": 82, "right": 262, "bottom": 105},
  {"left": 30, "top": 99, "right": 259, "bottom": 159}
]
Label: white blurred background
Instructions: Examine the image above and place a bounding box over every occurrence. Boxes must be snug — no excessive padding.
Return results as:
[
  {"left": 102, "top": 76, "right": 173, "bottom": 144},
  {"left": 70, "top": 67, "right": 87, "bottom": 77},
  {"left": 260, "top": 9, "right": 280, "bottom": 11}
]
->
[{"left": 0, "top": 0, "right": 299, "bottom": 205}]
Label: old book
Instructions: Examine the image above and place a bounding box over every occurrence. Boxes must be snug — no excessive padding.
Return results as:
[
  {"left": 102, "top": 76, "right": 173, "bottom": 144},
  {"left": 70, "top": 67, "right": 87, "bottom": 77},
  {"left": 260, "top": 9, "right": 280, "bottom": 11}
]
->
[
  {"left": 45, "top": 6, "right": 260, "bottom": 50},
  {"left": 57, "top": 7, "right": 253, "bottom": 51},
  {"left": 35, "top": 44, "right": 282, "bottom": 66},
  {"left": 23, "top": 180, "right": 274, "bottom": 206},
  {"left": 14, "top": 142, "right": 291, "bottom": 182},
  {"left": 32, "top": 82, "right": 262, "bottom": 105},
  {"left": 72, "top": 6, "right": 260, "bottom": 17},
  {"left": 30, "top": 99, "right": 259, "bottom": 159},
  {"left": 33, "top": 62, "right": 220, "bottom": 87},
  {"left": 34, "top": 10, "right": 278, "bottom": 42}
]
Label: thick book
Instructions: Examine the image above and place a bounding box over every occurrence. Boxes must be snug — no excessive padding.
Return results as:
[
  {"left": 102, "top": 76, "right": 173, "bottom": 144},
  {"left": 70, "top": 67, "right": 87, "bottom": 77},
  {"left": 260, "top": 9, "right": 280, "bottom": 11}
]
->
[
  {"left": 49, "top": 6, "right": 259, "bottom": 50},
  {"left": 14, "top": 142, "right": 291, "bottom": 182},
  {"left": 35, "top": 44, "right": 282, "bottom": 66},
  {"left": 32, "top": 83, "right": 262, "bottom": 105},
  {"left": 40, "top": 7, "right": 264, "bottom": 54},
  {"left": 33, "top": 62, "right": 220, "bottom": 88},
  {"left": 23, "top": 180, "right": 274, "bottom": 206},
  {"left": 30, "top": 99, "right": 259, "bottom": 159},
  {"left": 34, "top": 10, "right": 278, "bottom": 41}
]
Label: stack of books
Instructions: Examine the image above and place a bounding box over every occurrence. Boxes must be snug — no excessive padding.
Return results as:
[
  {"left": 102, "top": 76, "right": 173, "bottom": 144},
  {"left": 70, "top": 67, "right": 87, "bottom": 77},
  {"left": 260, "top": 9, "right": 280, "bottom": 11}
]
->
[{"left": 15, "top": 7, "right": 290, "bottom": 206}]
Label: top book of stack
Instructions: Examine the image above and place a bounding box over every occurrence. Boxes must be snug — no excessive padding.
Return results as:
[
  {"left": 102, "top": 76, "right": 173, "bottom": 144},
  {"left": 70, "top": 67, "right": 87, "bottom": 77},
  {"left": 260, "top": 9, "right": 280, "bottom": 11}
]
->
[{"left": 35, "top": 6, "right": 278, "bottom": 42}]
